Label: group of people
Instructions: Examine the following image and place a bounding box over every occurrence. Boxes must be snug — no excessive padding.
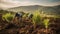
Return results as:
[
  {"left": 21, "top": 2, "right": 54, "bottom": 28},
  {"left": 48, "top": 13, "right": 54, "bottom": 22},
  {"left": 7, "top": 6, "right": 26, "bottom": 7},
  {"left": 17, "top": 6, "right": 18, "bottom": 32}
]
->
[{"left": 12, "top": 12, "right": 33, "bottom": 27}]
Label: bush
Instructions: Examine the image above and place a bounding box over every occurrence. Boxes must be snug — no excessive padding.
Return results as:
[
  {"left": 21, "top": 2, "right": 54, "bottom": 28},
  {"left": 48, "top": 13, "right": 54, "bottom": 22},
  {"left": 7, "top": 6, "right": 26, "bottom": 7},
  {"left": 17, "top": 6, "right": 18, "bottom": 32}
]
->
[
  {"left": 2, "top": 13, "right": 14, "bottom": 22},
  {"left": 43, "top": 19, "right": 50, "bottom": 28},
  {"left": 32, "top": 11, "right": 42, "bottom": 25}
]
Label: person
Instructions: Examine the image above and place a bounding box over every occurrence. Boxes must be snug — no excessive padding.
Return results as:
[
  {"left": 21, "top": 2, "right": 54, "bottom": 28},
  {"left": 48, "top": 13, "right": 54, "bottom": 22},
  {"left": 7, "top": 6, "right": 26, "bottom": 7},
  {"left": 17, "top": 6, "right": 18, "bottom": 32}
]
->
[
  {"left": 27, "top": 13, "right": 33, "bottom": 19},
  {"left": 15, "top": 12, "right": 22, "bottom": 18},
  {"left": 12, "top": 12, "right": 24, "bottom": 27}
]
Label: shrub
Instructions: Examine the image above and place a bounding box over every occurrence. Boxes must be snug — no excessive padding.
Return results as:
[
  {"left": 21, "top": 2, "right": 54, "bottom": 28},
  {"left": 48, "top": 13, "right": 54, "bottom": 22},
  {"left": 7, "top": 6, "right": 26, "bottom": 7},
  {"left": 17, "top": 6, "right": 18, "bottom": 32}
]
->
[
  {"left": 2, "top": 13, "right": 14, "bottom": 22},
  {"left": 32, "top": 11, "right": 42, "bottom": 25},
  {"left": 43, "top": 19, "right": 50, "bottom": 28}
]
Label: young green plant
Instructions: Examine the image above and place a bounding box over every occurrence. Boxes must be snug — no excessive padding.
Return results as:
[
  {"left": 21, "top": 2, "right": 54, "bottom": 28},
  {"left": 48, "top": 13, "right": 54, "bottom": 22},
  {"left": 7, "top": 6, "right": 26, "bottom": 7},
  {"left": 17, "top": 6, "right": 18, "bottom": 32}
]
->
[
  {"left": 32, "top": 11, "right": 42, "bottom": 29},
  {"left": 2, "top": 13, "right": 14, "bottom": 22},
  {"left": 43, "top": 19, "right": 50, "bottom": 29}
]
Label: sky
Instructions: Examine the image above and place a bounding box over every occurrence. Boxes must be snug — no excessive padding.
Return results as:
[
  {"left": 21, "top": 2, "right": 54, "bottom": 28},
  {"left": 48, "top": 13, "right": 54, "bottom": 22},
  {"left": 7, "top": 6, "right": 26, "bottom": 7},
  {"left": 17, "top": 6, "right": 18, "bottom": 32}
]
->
[{"left": 0, "top": 0, "right": 60, "bottom": 9}]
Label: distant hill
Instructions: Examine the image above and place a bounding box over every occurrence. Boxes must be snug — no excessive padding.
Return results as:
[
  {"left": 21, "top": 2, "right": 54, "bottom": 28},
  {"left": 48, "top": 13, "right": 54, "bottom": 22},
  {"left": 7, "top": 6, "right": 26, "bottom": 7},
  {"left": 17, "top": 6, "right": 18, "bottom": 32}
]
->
[
  {"left": 0, "top": 9, "right": 15, "bottom": 14},
  {"left": 7, "top": 5, "right": 60, "bottom": 15}
]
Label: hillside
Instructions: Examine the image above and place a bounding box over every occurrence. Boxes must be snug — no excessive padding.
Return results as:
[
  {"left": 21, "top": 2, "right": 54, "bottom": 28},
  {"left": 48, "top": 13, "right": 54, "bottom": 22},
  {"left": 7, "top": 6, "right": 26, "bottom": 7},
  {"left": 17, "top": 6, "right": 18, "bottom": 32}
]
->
[
  {"left": 7, "top": 5, "right": 60, "bottom": 15},
  {"left": 0, "top": 5, "right": 60, "bottom": 34}
]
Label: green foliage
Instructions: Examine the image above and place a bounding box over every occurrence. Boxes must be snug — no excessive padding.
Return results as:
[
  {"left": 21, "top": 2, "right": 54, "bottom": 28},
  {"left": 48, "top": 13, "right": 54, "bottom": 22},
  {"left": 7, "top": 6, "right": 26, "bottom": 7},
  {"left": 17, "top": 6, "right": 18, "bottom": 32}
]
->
[
  {"left": 43, "top": 19, "right": 50, "bottom": 28},
  {"left": 0, "top": 10, "right": 9, "bottom": 14},
  {"left": 2, "top": 13, "right": 14, "bottom": 22},
  {"left": 32, "top": 11, "right": 42, "bottom": 25},
  {"left": 23, "top": 13, "right": 29, "bottom": 18}
]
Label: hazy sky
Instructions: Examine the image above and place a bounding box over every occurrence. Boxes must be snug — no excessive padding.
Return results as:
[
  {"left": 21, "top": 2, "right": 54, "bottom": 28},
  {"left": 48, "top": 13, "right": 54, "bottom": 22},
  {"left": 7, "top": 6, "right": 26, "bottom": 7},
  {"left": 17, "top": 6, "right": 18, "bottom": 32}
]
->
[{"left": 0, "top": 0, "right": 60, "bottom": 9}]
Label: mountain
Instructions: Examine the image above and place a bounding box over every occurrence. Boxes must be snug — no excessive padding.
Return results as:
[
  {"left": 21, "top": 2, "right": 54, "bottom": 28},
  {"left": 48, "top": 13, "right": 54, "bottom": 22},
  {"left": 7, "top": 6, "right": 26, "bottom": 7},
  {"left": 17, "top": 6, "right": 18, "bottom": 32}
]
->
[{"left": 7, "top": 5, "right": 60, "bottom": 15}]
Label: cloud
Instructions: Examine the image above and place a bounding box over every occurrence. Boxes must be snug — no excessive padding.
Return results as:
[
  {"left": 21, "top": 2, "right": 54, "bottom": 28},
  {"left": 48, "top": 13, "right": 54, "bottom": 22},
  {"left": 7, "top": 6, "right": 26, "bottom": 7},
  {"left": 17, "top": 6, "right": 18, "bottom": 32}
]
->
[
  {"left": 0, "top": 0, "right": 22, "bottom": 9},
  {"left": 0, "top": 0, "right": 60, "bottom": 9},
  {"left": 0, "top": 0, "right": 21, "bottom": 5},
  {"left": 0, "top": 0, "right": 38, "bottom": 9}
]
